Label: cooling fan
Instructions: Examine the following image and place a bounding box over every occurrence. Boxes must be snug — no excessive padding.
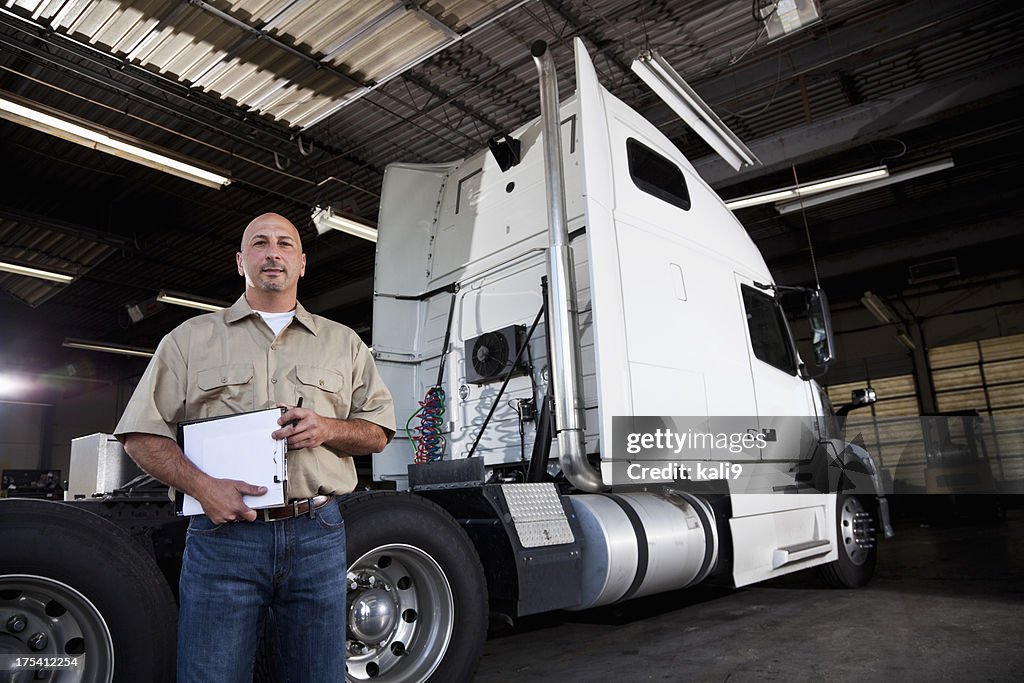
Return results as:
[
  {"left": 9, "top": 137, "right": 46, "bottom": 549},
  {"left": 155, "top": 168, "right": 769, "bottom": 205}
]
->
[{"left": 464, "top": 325, "right": 528, "bottom": 384}]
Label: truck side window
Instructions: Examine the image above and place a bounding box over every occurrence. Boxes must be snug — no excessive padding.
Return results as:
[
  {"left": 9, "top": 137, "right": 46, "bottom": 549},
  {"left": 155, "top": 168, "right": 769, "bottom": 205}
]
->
[
  {"left": 741, "top": 285, "right": 797, "bottom": 375},
  {"left": 626, "top": 138, "right": 691, "bottom": 211}
]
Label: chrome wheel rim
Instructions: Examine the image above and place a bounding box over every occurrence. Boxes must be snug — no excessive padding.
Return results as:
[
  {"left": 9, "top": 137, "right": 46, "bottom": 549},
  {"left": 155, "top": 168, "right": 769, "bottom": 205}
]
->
[
  {"left": 0, "top": 574, "right": 114, "bottom": 682},
  {"left": 839, "top": 498, "right": 873, "bottom": 566},
  {"left": 346, "top": 544, "right": 453, "bottom": 682}
]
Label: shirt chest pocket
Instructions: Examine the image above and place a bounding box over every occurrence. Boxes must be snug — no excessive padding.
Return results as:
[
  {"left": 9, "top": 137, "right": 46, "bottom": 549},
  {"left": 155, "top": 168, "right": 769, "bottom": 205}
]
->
[
  {"left": 194, "top": 363, "right": 255, "bottom": 417},
  {"left": 295, "top": 364, "right": 350, "bottom": 418}
]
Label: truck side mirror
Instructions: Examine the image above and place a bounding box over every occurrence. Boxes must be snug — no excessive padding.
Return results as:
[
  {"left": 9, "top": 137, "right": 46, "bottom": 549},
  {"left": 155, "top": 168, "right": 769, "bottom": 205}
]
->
[
  {"left": 801, "top": 288, "right": 835, "bottom": 379},
  {"left": 836, "top": 387, "right": 877, "bottom": 416},
  {"left": 851, "top": 387, "right": 877, "bottom": 406}
]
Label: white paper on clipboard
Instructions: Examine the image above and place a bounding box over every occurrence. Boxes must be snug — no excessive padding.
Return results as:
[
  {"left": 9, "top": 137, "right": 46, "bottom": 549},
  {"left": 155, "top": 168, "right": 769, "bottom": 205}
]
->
[{"left": 179, "top": 408, "right": 286, "bottom": 516}]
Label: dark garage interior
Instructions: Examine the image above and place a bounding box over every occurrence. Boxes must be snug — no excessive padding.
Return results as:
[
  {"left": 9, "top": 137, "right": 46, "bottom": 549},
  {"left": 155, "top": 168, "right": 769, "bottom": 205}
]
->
[{"left": 0, "top": 0, "right": 1021, "bottom": 681}]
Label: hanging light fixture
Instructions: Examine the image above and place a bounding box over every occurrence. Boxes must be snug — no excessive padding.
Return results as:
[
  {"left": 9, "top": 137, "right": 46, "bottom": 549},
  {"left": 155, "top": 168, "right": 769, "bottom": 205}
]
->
[
  {"left": 311, "top": 206, "right": 378, "bottom": 242},
  {"left": 631, "top": 50, "right": 759, "bottom": 172},
  {"left": 775, "top": 158, "right": 954, "bottom": 214},
  {"left": 0, "top": 257, "right": 76, "bottom": 284},
  {"left": 156, "top": 290, "right": 228, "bottom": 313},
  {"left": 62, "top": 338, "right": 155, "bottom": 358},
  {"left": 724, "top": 166, "right": 890, "bottom": 210},
  {"left": 0, "top": 93, "right": 232, "bottom": 189}
]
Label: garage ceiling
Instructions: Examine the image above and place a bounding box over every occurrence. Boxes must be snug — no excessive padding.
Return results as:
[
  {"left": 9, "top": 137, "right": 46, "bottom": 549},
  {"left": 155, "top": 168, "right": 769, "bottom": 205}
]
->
[{"left": 0, "top": 0, "right": 1021, "bottom": 398}]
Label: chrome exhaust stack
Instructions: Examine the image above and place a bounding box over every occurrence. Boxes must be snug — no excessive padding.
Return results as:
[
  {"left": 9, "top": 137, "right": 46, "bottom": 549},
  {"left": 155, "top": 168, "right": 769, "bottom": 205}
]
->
[{"left": 531, "top": 40, "right": 604, "bottom": 493}]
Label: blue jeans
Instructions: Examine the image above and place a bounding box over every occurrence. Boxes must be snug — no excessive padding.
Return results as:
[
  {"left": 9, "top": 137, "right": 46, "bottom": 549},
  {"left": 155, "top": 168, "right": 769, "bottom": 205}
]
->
[{"left": 177, "top": 501, "right": 347, "bottom": 683}]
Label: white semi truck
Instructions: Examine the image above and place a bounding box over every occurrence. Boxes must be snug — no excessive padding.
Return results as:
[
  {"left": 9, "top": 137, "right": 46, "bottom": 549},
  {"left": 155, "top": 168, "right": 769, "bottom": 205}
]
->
[{"left": 0, "top": 39, "right": 891, "bottom": 683}]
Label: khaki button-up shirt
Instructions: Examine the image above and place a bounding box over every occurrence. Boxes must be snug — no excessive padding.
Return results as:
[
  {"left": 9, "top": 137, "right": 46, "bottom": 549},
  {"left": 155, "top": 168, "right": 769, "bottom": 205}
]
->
[{"left": 114, "top": 295, "right": 396, "bottom": 498}]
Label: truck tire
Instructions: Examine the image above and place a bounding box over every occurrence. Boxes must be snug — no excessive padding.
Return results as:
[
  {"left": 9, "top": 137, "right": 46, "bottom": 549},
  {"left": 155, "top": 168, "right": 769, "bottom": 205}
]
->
[
  {"left": 0, "top": 499, "right": 177, "bottom": 682},
  {"left": 339, "top": 491, "right": 488, "bottom": 683},
  {"left": 820, "top": 494, "right": 877, "bottom": 588}
]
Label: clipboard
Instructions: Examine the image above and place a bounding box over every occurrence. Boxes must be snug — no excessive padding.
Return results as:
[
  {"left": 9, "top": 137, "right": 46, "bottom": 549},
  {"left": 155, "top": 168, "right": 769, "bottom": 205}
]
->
[{"left": 175, "top": 407, "right": 288, "bottom": 516}]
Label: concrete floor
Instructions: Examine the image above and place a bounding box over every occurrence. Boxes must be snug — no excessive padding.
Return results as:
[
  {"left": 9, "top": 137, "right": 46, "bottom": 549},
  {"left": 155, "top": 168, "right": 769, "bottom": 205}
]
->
[{"left": 476, "top": 501, "right": 1024, "bottom": 682}]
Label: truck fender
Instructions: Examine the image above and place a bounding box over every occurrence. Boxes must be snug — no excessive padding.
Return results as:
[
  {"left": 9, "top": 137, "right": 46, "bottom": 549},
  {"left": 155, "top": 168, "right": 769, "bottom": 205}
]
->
[{"left": 821, "top": 438, "right": 895, "bottom": 539}]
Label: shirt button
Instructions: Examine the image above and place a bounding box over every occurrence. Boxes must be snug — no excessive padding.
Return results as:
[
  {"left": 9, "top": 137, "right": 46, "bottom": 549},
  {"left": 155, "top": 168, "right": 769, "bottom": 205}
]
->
[
  {"left": 221, "top": 376, "right": 227, "bottom": 382},
  {"left": 271, "top": 377, "right": 278, "bottom": 384},
  {"left": 271, "top": 344, "right": 278, "bottom": 350},
  {"left": 319, "top": 379, "right": 324, "bottom": 386}
]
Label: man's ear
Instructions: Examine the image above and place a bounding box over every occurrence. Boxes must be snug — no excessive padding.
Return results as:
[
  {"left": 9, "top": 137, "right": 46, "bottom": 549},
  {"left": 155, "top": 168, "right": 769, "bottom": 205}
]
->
[
  {"left": 236, "top": 252, "right": 244, "bottom": 277},
  {"left": 299, "top": 253, "right": 307, "bottom": 278}
]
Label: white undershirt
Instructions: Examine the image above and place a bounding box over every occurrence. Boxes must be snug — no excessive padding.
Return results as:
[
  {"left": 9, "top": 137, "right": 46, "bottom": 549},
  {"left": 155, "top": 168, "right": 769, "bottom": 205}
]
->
[{"left": 255, "top": 309, "right": 295, "bottom": 337}]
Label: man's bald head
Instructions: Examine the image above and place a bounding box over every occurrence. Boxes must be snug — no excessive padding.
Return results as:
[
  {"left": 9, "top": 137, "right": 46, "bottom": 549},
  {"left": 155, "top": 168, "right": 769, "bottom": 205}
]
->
[{"left": 240, "top": 213, "right": 302, "bottom": 251}]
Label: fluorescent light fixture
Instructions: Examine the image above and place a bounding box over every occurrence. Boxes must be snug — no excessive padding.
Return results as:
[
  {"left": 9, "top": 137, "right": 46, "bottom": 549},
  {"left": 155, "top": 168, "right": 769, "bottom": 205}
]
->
[
  {"left": 0, "top": 93, "right": 232, "bottom": 190},
  {"left": 311, "top": 206, "right": 378, "bottom": 242},
  {"left": 896, "top": 331, "right": 916, "bottom": 351},
  {"left": 724, "top": 166, "right": 889, "bottom": 210},
  {"left": 631, "top": 50, "right": 759, "bottom": 171},
  {"left": 775, "top": 158, "right": 955, "bottom": 214},
  {"left": 860, "top": 291, "right": 899, "bottom": 325},
  {"left": 156, "top": 290, "right": 227, "bottom": 313},
  {"left": 0, "top": 258, "right": 76, "bottom": 284},
  {"left": 63, "top": 338, "right": 155, "bottom": 358}
]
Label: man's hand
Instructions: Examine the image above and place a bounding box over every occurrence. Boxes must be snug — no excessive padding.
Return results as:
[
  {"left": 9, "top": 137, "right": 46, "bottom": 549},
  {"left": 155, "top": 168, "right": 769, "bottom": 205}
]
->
[
  {"left": 123, "top": 433, "right": 267, "bottom": 524},
  {"left": 193, "top": 477, "right": 268, "bottom": 524},
  {"left": 274, "top": 404, "right": 330, "bottom": 450},
  {"left": 274, "top": 403, "right": 388, "bottom": 453}
]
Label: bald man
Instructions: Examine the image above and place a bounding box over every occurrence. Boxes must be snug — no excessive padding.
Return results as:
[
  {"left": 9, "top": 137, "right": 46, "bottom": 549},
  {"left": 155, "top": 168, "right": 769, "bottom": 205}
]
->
[{"left": 116, "top": 213, "right": 395, "bottom": 682}]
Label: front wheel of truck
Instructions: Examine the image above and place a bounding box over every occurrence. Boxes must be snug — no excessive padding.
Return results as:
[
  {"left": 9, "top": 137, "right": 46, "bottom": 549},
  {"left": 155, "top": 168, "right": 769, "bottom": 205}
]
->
[
  {"left": 338, "top": 491, "right": 488, "bottom": 683},
  {"left": 820, "top": 494, "right": 878, "bottom": 588}
]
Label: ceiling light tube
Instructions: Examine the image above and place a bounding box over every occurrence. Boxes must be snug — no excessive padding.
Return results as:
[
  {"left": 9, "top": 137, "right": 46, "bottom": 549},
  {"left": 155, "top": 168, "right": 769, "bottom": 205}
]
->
[
  {"left": 0, "top": 258, "right": 76, "bottom": 284},
  {"left": 631, "top": 50, "right": 759, "bottom": 172},
  {"left": 724, "top": 166, "right": 889, "bottom": 210},
  {"left": 156, "top": 290, "right": 227, "bottom": 312},
  {"left": 0, "top": 93, "right": 232, "bottom": 190},
  {"left": 860, "top": 291, "right": 898, "bottom": 325},
  {"left": 62, "top": 338, "right": 155, "bottom": 358},
  {"left": 775, "top": 158, "right": 955, "bottom": 214},
  {"left": 311, "top": 206, "right": 378, "bottom": 242},
  {"left": 896, "top": 331, "right": 917, "bottom": 350}
]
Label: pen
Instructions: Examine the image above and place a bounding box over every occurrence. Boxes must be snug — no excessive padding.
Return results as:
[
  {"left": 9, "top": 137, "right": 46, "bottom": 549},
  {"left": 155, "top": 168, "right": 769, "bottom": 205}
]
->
[{"left": 289, "top": 397, "right": 303, "bottom": 428}]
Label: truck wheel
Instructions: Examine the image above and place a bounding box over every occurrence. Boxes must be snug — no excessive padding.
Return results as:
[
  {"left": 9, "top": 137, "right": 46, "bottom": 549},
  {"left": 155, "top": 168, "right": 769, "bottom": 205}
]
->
[
  {"left": 339, "top": 492, "right": 487, "bottom": 683},
  {"left": 0, "top": 500, "right": 177, "bottom": 682},
  {"left": 820, "top": 495, "right": 877, "bottom": 588}
]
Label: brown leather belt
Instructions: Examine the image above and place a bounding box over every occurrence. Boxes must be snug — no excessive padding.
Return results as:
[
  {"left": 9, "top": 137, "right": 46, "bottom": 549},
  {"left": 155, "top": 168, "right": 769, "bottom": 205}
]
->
[{"left": 259, "top": 495, "right": 331, "bottom": 522}]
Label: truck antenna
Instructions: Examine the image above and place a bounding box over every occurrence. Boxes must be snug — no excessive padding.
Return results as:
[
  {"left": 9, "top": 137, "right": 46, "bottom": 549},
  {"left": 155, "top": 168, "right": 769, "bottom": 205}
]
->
[{"left": 791, "top": 164, "right": 822, "bottom": 289}]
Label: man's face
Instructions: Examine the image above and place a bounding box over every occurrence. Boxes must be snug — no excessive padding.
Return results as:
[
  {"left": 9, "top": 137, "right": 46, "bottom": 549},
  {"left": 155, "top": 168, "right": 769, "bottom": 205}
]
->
[{"left": 236, "top": 216, "right": 306, "bottom": 295}]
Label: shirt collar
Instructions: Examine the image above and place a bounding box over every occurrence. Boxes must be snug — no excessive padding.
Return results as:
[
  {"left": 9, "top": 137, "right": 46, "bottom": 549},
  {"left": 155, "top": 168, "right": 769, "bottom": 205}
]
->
[
  {"left": 292, "top": 301, "right": 318, "bottom": 334},
  {"left": 225, "top": 294, "right": 319, "bottom": 335}
]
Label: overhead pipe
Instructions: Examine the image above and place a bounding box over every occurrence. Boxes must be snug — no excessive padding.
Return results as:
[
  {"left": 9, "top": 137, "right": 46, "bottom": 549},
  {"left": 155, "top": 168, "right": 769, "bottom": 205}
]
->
[{"left": 531, "top": 40, "right": 605, "bottom": 493}]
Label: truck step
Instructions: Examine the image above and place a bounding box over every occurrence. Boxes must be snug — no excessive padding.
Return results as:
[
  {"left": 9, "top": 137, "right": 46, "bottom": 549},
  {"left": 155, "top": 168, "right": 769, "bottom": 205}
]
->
[{"left": 772, "top": 539, "right": 831, "bottom": 569}]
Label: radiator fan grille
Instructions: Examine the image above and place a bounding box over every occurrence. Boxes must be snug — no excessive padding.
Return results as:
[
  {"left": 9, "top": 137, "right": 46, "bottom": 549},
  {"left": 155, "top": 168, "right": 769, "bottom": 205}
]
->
[
  {"left": 464, "top": 325, "right": 527, "bottom": 384},
  {"left": 472, "top": 332, "right": 509, "bottom": 380}
]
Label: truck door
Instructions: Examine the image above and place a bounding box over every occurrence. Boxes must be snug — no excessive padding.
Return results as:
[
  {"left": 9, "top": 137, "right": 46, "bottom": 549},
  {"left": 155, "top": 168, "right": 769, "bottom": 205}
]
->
[{"left": 734, "top": 273, "right": 819, "bottom": 462}]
